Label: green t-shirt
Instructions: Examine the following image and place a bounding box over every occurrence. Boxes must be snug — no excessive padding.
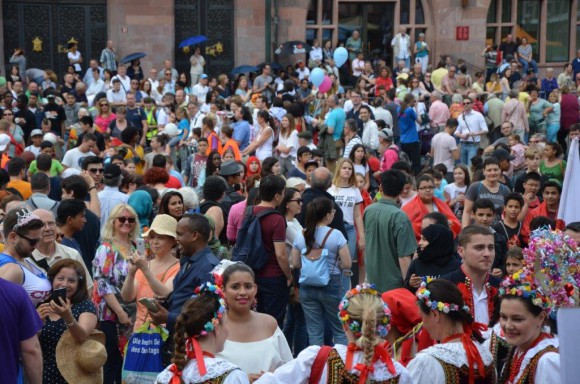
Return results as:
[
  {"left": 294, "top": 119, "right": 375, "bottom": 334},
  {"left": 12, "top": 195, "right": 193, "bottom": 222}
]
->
[
  {"left": 29, "top": 159, "right": 64, "bottom": 177},
  {"left": 364, "top": 198, "right": 417, "bottom": 293}
]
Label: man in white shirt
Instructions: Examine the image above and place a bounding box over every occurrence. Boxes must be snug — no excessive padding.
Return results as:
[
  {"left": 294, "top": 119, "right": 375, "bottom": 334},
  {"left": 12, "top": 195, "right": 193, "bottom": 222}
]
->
[
  {"left": 430, "top": 118, "right": 460, "bottom": 182},
  {"left": 188, "top": 101, "right": 205, "bottom": 135},
  {"left": 111, "top": 65, "right": 130, "bottom": 93},
  {"left": 359, "top": 105, "right": 379, "bottom": 154},
  {"left": 351, "top": 52, "right": 365, "bottom": 79},
  {"left": 97, "top": 164, "right": 129, "bottom": 227},
  {"left": 372, "top": 97, "right": 393, "bottom": 128},
  {"left": 454, "top": 97, "right": 488, "bottom": 166},
  {"left": 82, "top": 59, "right": 104, "bottom": 86},
  {"left": 106, "top": 79, "right": 126, "bottom": 107},
  {"left": 391, "top": 27, "right": 411, "bottom": 68},
  {"left": 296, "top": 61, "right": 310, "bottom": 81},
  {"left": 191, "top": 74, "right": 209, "bottom": 104},
  {"left": 147, "top": 68, "right": 159, "bottom": 89},
  {"left": 62, "top": 134, "right": 97, "bottom": 171}
]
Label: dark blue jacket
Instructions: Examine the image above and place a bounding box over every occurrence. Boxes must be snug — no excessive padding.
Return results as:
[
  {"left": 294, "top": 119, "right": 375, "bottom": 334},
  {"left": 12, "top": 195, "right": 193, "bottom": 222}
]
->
[{"left": 166, "top": 246, "right": 219, "bottom": 331}]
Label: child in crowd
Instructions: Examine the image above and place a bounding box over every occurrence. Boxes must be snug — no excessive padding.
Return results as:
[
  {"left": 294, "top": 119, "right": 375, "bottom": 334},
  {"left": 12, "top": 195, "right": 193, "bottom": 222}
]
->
[
  {"left": 492, "top": 192, "right": 524, "bottom": 249},
  {"left": 183, "top": 137, "right": 208, "bottom": 188},
  {"left": 513, "top": 148, "right": 547, "bottom": 193},
  {"left": 27, "top": 141, "right": 64, "bottom": 177},
  {"left": 349, "top": 144, "right": 370, "bottom": 191},
  {"left": 517, "top": 171, "right": 542, "bottom": 219},
  {"left": 443, "top": 164, "right": 470, "bottom": 221},
  {"left": 504, "top": 246, "right": 524, "bottom": 275},
  {"left": 24, "top": 129, "right": 44, "bottom": 157},
  {"left": 297, "top": 130, "right": 317, "bottom": 151},
  {"left": 507, "top": 133, "right": 526, "bottom": 172},
  {"left": 220, "top": 125, "right": 241, "bottom": 162},
  {"left": 471, "top": 198, "right": 507, "bottom": 278},
  {"left": 432, "top": 164, "right": 448, "bottom": 200}
]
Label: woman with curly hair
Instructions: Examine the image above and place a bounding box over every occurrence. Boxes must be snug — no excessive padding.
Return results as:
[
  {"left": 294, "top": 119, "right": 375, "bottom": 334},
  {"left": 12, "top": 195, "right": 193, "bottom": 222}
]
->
[
  {"left": 143, "top": 167, "right": 170, "bottom": 196},
  {"left": 156, "top": 283, "right": 250, "bottom": 383}
]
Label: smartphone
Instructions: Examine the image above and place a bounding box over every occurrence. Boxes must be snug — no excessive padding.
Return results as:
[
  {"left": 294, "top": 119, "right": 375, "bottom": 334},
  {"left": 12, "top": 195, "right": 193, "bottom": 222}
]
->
[
  {"left": 139, "top": 297, "right": 159, "bottom": 313},
  {"left": 51, "top": 287, "right": 67, "bottom": 303},
  {"left": 136, "top": 238, "right": 146, "bottom": 254}
]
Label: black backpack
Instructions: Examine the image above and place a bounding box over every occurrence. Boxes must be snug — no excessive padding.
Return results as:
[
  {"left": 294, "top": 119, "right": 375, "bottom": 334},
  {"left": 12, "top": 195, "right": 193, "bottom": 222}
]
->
[{"left": 232, "top": 206, "right": 283, "bottom": 271}]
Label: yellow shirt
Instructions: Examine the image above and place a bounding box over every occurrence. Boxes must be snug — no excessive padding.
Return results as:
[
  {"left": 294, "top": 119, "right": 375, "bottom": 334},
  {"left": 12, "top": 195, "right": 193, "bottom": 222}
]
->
[
  {"left": 7, "top": 179, "right": 32, "bottom": 199},
  {"left": 431, "top": 68, "right": 448, "bottom": 90}
]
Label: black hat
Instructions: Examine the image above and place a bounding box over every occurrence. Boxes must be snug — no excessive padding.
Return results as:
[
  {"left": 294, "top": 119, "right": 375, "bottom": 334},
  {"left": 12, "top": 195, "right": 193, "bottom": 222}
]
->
[
  {"left": 297, "top": 130, "right": 313, "bottom": 140},
  {"left": 491, "top": 148, "right": 515, "bottom": 161},
  {"left": 103, "top": 164, "right": 122, "bottom": 178},
  {"left": 219, "top": 161, "right": 243, "bottom": 176}
]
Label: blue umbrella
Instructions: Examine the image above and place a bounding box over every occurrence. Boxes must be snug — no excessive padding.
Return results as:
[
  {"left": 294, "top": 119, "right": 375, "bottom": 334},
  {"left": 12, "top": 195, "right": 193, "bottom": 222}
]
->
[
  {"left": 257, "top": 62, "right": 283, "bottom": 71},
  {"left": 120, "top": 52, "right": 146, "bottom": 65},
  {"left": 178, "top": 35, "right": 208, "bottom": 49},
  {"left": 231, "top": 65, "right": 258, "bottom": 75}
]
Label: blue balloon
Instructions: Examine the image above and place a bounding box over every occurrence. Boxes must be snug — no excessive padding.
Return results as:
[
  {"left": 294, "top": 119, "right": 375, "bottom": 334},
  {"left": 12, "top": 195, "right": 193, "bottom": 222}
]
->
[
  {"left": 310, "top": 68, "right": 325, "bottom": 87},
  {"left": 334, "top": 47, "right": 348, "bottom": 67}
]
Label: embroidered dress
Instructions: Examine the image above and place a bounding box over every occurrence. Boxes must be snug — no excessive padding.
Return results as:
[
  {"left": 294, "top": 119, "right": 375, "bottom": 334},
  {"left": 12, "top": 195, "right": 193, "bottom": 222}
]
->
[
  {"left": 407, "top": 342, "right": 496, "bottom": 384},
  {"left": 254, "top": 344, "right": 413, "bottom": 384},
  {"left": 156, "top": 357, "right": 249, "bottom": 384},
  {"left": 483, "top": 323, "right": 510, "bottom": 377},
  {"left": 498, "top": 337, "right": 560, "bottom": 384}
]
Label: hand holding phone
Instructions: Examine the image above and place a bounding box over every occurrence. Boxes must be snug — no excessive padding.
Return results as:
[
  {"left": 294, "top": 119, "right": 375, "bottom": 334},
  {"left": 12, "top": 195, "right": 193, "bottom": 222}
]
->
[
  {"left": 51, "top": 287, "right": 67, "bottom": 304},
  {"left": 136, "top": 238, "right": 146, "bottom": 255},
  {"left": 139, "top": 297, "right": 159, "bottom": 313}
]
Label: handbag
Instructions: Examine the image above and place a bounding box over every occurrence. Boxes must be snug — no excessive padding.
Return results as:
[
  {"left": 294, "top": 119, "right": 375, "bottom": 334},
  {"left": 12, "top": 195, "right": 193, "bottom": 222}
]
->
[
  {"left": 122, "top": 321, "right": 169, "bottom": 384},
  {"left": 299, "top": 228, "right": 334, "bottom": 287}
]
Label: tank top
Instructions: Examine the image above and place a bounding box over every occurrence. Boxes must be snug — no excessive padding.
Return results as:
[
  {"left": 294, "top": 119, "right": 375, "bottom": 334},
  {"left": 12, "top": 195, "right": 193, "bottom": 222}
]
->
[
  {"left": 255, "top": 126, "right": 274, "bottom": 161},
  {"left": 0, "top": 253, "right": 52, "bottom": 306}
]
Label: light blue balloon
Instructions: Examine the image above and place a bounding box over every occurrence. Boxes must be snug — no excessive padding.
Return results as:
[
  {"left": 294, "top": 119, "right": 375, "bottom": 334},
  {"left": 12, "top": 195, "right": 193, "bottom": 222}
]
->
[
  {"left": 310, "top": 68, "right": 325, "bottom": 87},
  {"left": 334, "top": 47, "right": 348, "bottom": 67}
]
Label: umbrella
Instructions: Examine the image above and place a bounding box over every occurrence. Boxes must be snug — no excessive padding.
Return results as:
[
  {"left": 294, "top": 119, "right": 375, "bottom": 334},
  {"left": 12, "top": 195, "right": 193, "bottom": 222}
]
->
[
  {"left": 178, "top": 35, "right": 208, "bottom": 49},
  {"left": 275, "top": 41, "right": 311, "bottom": 55},
  {"left": 119, "top": 52, "right": 146, "bottom": 65},
  {"left": 230, "top": 65, "right": 258, "bottom": 75}
]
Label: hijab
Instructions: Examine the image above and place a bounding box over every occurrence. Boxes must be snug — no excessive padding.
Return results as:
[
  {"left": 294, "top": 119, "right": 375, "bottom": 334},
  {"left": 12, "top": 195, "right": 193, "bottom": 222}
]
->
[
  {"left": 128, "top": 190, "right": 153, "bottom": 230},
  {"left": 418, "top": 224, "right": 455, "bottom": 266}
]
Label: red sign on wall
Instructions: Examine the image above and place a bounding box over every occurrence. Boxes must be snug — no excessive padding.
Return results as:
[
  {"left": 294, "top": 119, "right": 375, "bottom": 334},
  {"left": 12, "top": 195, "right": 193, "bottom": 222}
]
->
[{"left": 456, "top": 26, "right": 469, "bottom": 41}]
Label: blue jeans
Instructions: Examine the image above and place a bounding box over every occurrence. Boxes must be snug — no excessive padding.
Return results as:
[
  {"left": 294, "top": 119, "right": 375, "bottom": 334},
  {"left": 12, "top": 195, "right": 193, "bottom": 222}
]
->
[
  {"left": 518, "top": 58, "right": 538, "bottom": 75},
  {"left": 300, "top": 275, "right": 348, "bottom": 346},
  {"left": 460, "top": 142, "right": 478, "bottom": 166},
  {"left": 344, "top": 222, "right": 356, "bottom": 293},
  {"left": 547, "top": 123, "right": 559, "bottom": 144},
  {"left": 283, "top": 302, "right": 309, "bottom": 357}
]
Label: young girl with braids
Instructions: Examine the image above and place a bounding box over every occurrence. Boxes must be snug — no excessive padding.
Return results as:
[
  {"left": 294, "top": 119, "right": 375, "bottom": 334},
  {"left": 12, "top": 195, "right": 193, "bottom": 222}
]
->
[
  {"left": 407, "top": 279, "right": 496, "bottom": 384},
  {"left": 156, "top": 283, "right": 250, "bottom": 384},
  {"left": 254, "top": 283, "right": 412, "bottom": 383}
]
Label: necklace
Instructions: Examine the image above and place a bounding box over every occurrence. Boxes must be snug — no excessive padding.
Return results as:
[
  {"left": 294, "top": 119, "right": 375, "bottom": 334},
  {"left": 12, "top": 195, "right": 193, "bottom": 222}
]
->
[{"left": 507, "top": 333, "right": 549, "bottom": 383}]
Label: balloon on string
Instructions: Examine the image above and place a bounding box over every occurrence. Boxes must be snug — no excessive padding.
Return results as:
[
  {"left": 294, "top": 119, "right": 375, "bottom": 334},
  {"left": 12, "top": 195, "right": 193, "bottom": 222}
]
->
[
  {"left": 310, "top": 68, "right": 325, "bottom": 87},
  {"left": 333, "top": 47, "right": 348, "bottom": 67},
  {"left": 318, "top": 76, "right": 333, "bottom": 93}
]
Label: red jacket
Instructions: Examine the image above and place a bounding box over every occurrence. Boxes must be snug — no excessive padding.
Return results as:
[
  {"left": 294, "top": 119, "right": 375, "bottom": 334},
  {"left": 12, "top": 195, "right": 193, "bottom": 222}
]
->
[
  {"left": 521, "top": 201, "right": 565, "bottom": 244},
  {"left": 402, "top": 195, "right": 462, "bottom": 241}
]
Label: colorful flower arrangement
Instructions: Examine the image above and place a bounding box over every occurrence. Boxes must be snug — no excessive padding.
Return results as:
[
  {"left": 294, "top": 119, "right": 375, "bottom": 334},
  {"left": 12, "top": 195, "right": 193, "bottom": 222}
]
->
[
  {"left": 416, "top": 281, "right": 470, "bottom": 314},
  {"left": 499, "top": 268, "right": 552, "bottom": 313},
  {"left": 190, "top": 282, "right": 226, "bottom": 337},
  {"left": 523, "top": 228, "right": 579, "bottom": 309},
  {"left": 338, "top": 283, "right": 391, "bottom": 338}
]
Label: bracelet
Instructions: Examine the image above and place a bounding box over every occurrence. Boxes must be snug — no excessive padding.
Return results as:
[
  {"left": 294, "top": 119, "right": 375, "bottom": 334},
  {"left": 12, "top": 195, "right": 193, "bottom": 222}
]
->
[
  {"left": 66, "top": 319, "right": 76, "bottom": 327},
  {"left": 89, "top": 186, "right": 96, "bottom": 191}
]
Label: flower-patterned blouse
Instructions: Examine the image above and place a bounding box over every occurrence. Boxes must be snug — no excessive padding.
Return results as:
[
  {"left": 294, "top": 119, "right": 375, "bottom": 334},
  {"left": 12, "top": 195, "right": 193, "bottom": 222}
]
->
[{"left": 92, "top": 241, "right": 134, "bottom": 321}]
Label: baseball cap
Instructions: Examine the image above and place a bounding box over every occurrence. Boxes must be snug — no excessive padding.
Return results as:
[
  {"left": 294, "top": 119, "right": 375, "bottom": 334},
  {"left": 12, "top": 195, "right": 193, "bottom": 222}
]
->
[
  {"left": 491, "top": 148, "right": 515, "bottom": 161},
  {"left": 103, "top": 164, "right": 122, "bottom": 178},
  {"left": 200, "top": 74, "right": 208, "bottom": 79},
  {"left": 31, "top": 129, "right": 43, "bottom": 137},
  {"left": 378, "top": 128, "right": 394, "bottom": 141},
  {"left": 0, "top": 134, "right": 10, "bottom": 151}
]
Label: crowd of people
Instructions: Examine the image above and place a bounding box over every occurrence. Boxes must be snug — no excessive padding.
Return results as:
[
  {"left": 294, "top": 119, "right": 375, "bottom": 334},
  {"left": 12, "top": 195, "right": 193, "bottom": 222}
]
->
[{"left": 0, "top": 30, "right": 579, "bottom": 384}]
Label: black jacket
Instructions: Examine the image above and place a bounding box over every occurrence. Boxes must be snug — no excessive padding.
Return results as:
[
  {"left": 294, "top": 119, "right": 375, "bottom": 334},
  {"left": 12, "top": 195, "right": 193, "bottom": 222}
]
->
[{"left": 299, "top": 187, "right": 347, "bottom": 238}]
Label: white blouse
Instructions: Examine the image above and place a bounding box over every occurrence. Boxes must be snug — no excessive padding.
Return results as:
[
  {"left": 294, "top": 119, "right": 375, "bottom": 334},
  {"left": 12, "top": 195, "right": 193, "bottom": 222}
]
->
[
  {"left": 156, "top": 357, "right": 249, "bottom": 384},
  {"left": 277, "top": 130, "right": 299, "bottom": 159},
  {"left": 254, "top": 344, "right": 412, "bottom": 384},
  {"left": 500, "top": 337, "right": 560, "bottom": 384},
  {"left": 217, "top": 327, "right": 293, "bottom": 375},
  {"left": 407, "top": 341, "right": 493, "bottom": 384}
]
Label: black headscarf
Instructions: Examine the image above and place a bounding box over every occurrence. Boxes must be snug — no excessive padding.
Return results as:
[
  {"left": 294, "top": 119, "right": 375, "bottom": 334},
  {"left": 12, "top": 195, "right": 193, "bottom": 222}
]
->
[{"left": 418, "top": 224, "right": 455, "bottom": 267}]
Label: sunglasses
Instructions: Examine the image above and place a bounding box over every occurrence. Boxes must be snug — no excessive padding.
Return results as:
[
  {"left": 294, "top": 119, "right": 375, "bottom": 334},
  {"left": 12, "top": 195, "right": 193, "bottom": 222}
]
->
[
  {"left": 88, "top": 168, "right": 104, "bottom": 174},
  {"left": 17, "top": 233, "right": 41, "bottom": 246},
  {"left": 117, "top": 216, "right": 136, "bottom": 224},
  {"left": 463, "top": 102, "right": 472, "bottom": 105},
  {"left": 100, "top": 103, "right": 109, "bottom": 107}
]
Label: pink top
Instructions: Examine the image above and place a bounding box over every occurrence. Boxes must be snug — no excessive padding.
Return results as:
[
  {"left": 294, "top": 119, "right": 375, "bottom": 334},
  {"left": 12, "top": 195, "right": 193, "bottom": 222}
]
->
[
  {"left": 95, "top": 113, "right": 116, "bottom": 133},
  {"left": 380, "top": 145, "right": 400, "bottom": 172},
  {"left": 227, "top": 199, "right": 247, "bottom": 244},
  {"left": 428, "top": 100, "right": 451, "bottom": 126}
]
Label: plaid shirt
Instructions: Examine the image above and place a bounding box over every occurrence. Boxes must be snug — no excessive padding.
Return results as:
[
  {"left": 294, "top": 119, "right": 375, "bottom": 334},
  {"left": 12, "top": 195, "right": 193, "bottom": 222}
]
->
[{"left": 100, "top": 48, "right": 117, "bottom": 71}]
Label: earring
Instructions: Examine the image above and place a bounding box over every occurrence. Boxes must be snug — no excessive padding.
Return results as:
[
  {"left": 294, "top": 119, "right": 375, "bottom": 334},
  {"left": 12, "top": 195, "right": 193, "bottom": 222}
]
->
[{"left": 251, "top": 298, "right": 258, "bottom": 311}]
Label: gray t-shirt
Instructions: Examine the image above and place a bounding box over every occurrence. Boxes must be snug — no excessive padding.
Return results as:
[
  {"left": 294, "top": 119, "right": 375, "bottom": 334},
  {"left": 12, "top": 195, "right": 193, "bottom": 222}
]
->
[{"left": 254, "top": 75, "right": 274, "bottom": 99}]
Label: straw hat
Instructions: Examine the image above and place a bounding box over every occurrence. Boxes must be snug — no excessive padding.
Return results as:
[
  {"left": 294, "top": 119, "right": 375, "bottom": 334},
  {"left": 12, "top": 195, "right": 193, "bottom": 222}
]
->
[
  {"left": 142, "top": 214, "right": 177, "bottom": 238},
  {"left": 56, "top": 330, "right": 106, "bottom": 384}
]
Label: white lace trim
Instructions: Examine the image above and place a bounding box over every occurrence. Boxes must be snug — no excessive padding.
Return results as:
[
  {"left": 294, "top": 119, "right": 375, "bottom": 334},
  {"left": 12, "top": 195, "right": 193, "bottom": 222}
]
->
[
  {"left": 156, "top": 358, "right": 239, "bottom": 383},
  {"left": 511, "top": 337, "right": 559, "bottom": 383},
  {"left": 417, "top": 341, "right": 493, "bottom": 368}
]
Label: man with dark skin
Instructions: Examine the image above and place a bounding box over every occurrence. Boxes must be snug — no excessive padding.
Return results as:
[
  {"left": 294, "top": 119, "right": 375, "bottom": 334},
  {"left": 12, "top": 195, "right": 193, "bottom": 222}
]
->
[{"left": 15, "top": 94, "right": 37, "bottom": 143}]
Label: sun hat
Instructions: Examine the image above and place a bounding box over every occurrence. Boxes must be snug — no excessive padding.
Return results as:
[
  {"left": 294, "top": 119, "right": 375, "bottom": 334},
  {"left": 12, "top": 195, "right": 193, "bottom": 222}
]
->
[
  {"left": 56, "top": 330, "right": 106, "bottom": 384},
  {"left": 142, "top": 214, "right": 177, "bottom": 238}
]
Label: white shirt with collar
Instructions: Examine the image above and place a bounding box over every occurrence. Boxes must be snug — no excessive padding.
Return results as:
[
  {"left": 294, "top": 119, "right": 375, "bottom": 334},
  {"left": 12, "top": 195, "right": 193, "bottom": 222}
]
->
[
  {"left": 455, "top": 110, "right": 488, "bottom": 143},
  {"left": 471, "top": 284, "right": 490, "bottom": 325},
  {"left": 192, "top": 84, "right": 209, "bottom": 104},
  {"left": 112, "top": 74, "right": 131, "bottom": 93},
  {"left": 32, "top": 243, "right": 93, "bottom": 290},
  {"left": 362, "top": 120, "right": 379, "bottom": 151}
]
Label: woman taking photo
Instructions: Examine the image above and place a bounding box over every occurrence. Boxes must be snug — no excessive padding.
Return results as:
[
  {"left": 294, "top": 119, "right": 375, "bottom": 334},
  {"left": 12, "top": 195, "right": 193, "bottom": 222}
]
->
[
  {"left": 121, "top": 214, "right": 180, "bottom": 331},
  {"left": 217, "top": 263, "right": 293, "bottom": 379},
  {"left": 38, "top": 259, "right": 98, "bottom": 384},
  {"left": 290, "top": 197, "right": 352, "bottom": 346},
  {"left": 158, "top": 190, "right": 185, "bottom": 221},
  {"left": 328, "top": 158, "right": 365, "bottom": 284},
  {"left": 407, "top": 279, "right": 495, "bottom": 383},
  {"left": 95, "top": 98, "right": 116, "bottom": 133},
  {"left": 539, "top": 142, "right": 566, "bottom": 183},
  {"left": 157, "top": 282, "right": 250, "bottom": 383},
  {"left": 242, "top": 110, "right": 274, "bottom": 162},
  {"left": 497, "top": 269, "right": 559, "bottom": 383},
  {"left": 255, "top": 283, "right": 411, "bottom": 383},
  {"left": 276, "top": 114, "right": 299, "bottom": 175},
  {"left": 93, "top": 204, "right": 140, "bottom": 383},
  {"left": 399, "top": 93, "right": 422, "bottom": 175},
  {"left": 402, "top": 174, "right": 461, "bottom": 241}
]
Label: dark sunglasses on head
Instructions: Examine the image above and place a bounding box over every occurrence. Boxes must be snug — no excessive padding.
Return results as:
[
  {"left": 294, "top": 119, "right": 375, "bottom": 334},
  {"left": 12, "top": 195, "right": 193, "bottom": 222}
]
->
[{"left": 117, "top": 216, "right": 136, "bottom": 224}]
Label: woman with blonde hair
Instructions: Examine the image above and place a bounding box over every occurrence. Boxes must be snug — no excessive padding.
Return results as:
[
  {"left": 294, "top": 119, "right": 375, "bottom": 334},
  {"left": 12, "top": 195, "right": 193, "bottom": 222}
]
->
[
  {"left": 92, "top": 203, "right": 140, "bottom": 383},
  {"left": 255, "top": 283, "right": 411, "bottom": 383},
  {"left": 276, "top": 114, "right": 299, "bottom": 175},
  {"left": 328, "top": 158, "right": 365, "bottom": 285},
  {"left": 94, "top": 98, "right": 116, "bottom": 133}
]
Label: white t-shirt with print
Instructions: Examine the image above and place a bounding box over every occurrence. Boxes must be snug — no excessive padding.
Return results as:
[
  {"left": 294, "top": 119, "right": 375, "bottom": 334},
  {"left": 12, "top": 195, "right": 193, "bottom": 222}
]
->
[{"left": 327, "top": 185, "right": 363, "bottom": 225}]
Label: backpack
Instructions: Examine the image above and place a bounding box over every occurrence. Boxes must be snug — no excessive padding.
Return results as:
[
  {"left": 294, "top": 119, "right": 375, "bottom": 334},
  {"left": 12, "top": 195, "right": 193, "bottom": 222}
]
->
[
  {"left": 388, "top": 146, "right": 412, "bottom": 167},
  {"left": 232, "top": 206, "right": 283, "bottom": 271},
  {"left": 299, "top": 228, "right": 334, "bottom": 287}
]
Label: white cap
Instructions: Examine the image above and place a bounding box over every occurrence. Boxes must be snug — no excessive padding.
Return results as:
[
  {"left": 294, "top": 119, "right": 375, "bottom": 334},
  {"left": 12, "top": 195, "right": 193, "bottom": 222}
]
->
[
  {"left": 0, "top": 133, "right": 10, "bottom": 151},
  {"left": 43, "top": 132, "right": 58, "bottom": 144},
  {"left": 163, "top": 123, "right": 178, "bottom": 137}
]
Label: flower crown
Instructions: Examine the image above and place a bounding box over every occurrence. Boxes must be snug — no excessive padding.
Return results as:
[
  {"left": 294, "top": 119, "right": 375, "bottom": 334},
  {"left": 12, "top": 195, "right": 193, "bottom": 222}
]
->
[
  {"left": 190, "top": 282, "right": 226, "bottom": 337},
  {"left": 13, "top": 208, "right": 42, "bottom": 231},
  {"left": 338, "top": 283, "right": 391, "bottom": 338},
  {"left": 416, "top": 282, "right": 471, "bottom": 314},
  {"left": 499, "top": 268, "right": 553, "bottom": 313}
]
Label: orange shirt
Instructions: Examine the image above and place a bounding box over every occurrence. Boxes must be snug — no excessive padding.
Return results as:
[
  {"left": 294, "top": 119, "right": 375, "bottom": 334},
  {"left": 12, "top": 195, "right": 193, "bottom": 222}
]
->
[
  {"left": 205, "top": 131, "right": 223, "bottom": 156},
  {"left": 7, "top": 179, "right": 32, "bottom": 199},
  {"left": 222, "top": 139, "right": 242, "bottom": 161}
]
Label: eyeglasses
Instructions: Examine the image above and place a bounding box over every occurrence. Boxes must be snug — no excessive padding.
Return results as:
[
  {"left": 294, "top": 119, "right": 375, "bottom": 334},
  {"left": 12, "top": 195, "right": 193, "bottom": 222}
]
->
[
  {"left": 17, "top": 233, "right": 41, "bottom": 246},
  {"left": 117, "top": 216, "right": 136, "bottom": 224},
  {"left": 289, "top": 199, "right": 303, "bottom": 204},
  {"left": 463, "top": 102, "right": 472, "bottom": 105},
  {"left": 419, "top": 186, "right": 435, "bottom": 191},
  {"left": 88, "top": 168, "right": 104, "bottom": 174}
]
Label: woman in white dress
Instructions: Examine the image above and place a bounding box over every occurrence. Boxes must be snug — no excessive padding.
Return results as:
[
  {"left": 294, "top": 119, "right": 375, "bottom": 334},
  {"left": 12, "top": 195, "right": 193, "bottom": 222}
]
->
[
  {"left": 156, "top": 282, "right": 249, "bottom": 384},
  {"left": 407, "top": 279, "right": 496, "bottom": 383},
  {"left": 190, "top": 46, "right": 206, "bottom": 87},
  {"left": 216, "top": 263, "right": 292, "bottom": 381},
  {"left": 254, "top": 283, "right": 412, "bottom": 384},
  {"left": 496, "top": 268, "right": 560, "bottom": 384}
]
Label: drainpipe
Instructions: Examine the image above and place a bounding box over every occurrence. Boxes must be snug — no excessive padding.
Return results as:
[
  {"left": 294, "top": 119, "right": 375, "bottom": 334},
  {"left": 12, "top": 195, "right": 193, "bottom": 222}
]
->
[
  {"left": 265, "top": 0, "right": 272, "bottom": 62},
  {"left": 273, "top": 0, "right": 279, "bottom": 53}
]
